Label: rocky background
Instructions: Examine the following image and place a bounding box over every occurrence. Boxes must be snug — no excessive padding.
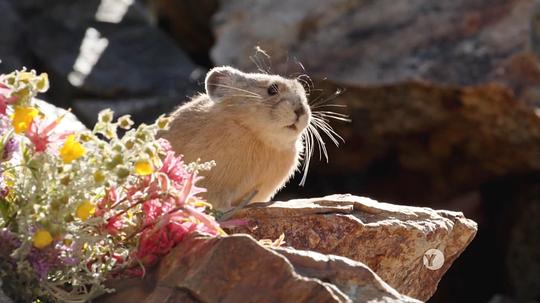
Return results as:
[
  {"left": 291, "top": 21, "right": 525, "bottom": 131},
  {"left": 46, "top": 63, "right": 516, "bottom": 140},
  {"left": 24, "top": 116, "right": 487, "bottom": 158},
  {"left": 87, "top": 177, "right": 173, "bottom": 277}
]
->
[{"left": 0, "top": 0, "right": 539, "bottom": 302}]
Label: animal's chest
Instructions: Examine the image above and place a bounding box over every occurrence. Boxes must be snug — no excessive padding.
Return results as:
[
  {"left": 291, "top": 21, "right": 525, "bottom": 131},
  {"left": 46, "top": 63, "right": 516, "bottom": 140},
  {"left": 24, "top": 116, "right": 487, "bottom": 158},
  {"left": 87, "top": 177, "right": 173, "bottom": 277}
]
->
[{"left": 231, "top": 146, "right": 297, "bottom": 202}]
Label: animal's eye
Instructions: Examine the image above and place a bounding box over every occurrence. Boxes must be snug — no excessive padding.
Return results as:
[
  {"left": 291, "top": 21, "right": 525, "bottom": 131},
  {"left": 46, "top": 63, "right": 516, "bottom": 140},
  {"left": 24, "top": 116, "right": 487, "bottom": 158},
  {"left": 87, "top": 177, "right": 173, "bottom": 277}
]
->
[{"left": 267, "top": 83, "right": 279, "bottom": 96}]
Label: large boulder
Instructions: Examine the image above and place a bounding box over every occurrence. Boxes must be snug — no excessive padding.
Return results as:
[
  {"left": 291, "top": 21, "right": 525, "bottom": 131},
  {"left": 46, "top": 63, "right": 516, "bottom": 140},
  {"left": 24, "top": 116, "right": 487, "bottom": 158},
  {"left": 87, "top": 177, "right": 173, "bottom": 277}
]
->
[
  {"left": 99, "top": 234, "right": 420, "bottom": 303},
  {"left": 228, "top": 194, "right": 477, "bottom": 301},
  {"left": 291, "top": 81, "right": 540, "bottom": 204},
  {"left": 0, "top": 0, "right": 35, "bottom": 74},
  {"left": 148, "top": 0, "right": 219, "bottom": 66},
  {"left": 210, "top": 0, "right": 540, "bottom": 205},
  {"left": 209, "top": 6, "right": 540, "bottom": 301},
  {"left": 211, "top": 0, "right": 536, "bottom": 91},
  {"left": 8, "top": 0, "right": 201, "bottom": 124}
]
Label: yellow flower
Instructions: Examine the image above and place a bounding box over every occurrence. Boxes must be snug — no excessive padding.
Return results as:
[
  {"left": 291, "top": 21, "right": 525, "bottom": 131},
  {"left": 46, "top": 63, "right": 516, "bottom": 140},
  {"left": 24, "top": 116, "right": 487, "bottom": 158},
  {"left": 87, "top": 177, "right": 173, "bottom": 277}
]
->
[
  {"left": 60, "top": 134, "right": 86, "bottom": 163},
  {"left": 94, "top": 171, "right": 105, "bottom": 183},
  {"left": 33, "top": 229, "right": 53, "bottom": 249},
  {"left": 192, "top": 199, "right": 213, "bottom": 209},
  {"left": 11, "top": 106, "right": 39, "bottom": 133},
  {"left": 134, "top": 160, "right": 154, "bottom": 176},
  {"left": 76, "top": 201, "right": 96, "bottom": 221},
  {"left": 17, "top": 71, "right": 34, "bottom": 82},
  {"left": 36, "top": 73, "right": 49, "bottom": 92}
]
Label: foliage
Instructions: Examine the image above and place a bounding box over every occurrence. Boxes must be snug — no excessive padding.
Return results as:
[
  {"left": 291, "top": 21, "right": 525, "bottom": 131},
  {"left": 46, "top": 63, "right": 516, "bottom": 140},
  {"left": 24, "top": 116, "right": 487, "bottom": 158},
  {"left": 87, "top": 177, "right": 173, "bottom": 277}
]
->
[{"left": 0, "top": 69, "right": 222, "bottom": 302}]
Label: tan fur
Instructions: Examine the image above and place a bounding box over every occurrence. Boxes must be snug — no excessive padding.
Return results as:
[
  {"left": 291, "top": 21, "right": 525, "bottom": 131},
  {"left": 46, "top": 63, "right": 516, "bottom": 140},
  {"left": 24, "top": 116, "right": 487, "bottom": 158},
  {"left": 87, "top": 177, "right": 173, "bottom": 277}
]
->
[{"left": 159, "top": 66, "right": 310, "bottom": 211}]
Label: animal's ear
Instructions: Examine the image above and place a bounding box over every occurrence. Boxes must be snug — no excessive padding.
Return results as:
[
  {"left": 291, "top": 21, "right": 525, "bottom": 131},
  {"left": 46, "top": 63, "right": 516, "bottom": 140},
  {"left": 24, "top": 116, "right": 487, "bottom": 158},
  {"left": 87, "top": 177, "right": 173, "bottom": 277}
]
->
[{"left": 205, "top": 66, "right": 241, "bottom": 102}]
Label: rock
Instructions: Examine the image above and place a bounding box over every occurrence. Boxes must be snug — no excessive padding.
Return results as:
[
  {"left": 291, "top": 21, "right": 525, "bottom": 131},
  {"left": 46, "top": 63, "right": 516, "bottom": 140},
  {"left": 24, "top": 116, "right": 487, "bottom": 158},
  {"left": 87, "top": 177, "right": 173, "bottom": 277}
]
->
[
  {"left": 227, "top": 194, "right": 478, "bottom": 301},
  {"left": 279, "top": 80, "right": 540, "bottom": 207},
  {"left": 211, "top": 0, "right": 535, "bottom": 89},
  {"left": 487, "top": 294, "right": 517, "bottom": 303},
  {"left": 275, "top": 248, "right": 418, "bottom": 303},
  {"left": 27, "top": 0, "right": 197, "bottom": 95},
  {"left": 210, "top": 0, "right": 540, "bottom": 206},
  {"left": 0, "top": 0, "right": 34, "bottom": 74},
  {"left": 506, "top": 182, "right": 540, "bottom": 302},
  {"left": 99, "top": 234, "right": 420, "bottom": 303},
  {"left": 71, "top": 95, "right": 188, "bottom": 126},
  {"left": 482, "top": 175, "right": 540, "bottom": 302},
  {"left": 18, "top": 0, "right": 200, "bottom": 123},
  {"left": 148, "top": 0, "right": 219, "bottom": 66}
]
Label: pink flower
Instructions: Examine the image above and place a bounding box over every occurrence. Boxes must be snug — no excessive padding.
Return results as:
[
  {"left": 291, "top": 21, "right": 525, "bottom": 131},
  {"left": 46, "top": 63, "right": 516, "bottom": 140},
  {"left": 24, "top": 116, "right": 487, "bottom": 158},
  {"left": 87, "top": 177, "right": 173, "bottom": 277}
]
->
[
  {"left": 105, "top": 216, "right": 126, "bottom": 235},
  {"left": 157, "top": 138, "right": 172, "bottom": 152},
  {"left": 0, "top": 97, "right": 6, "bottom": 115},
  {"left": 135, "top": 214, "right": 197, "bottom": 267},
  {"left": 133, "top": 200, "right": 222, "bottom": 268},
  {"left": 142, "top": 198, "right": 174, "bottom": 226},
  {"left": 0, "top": 83, "right": 17, "bottom": 116},
  {"left": 94, "top": 187, "right": 118, "bottom": 217},
  {"left": 159, "top": 151, "right": 188, "bottom": 185},
  {"left": 25, "top": 115, "right": 71, "bottom": 153}
]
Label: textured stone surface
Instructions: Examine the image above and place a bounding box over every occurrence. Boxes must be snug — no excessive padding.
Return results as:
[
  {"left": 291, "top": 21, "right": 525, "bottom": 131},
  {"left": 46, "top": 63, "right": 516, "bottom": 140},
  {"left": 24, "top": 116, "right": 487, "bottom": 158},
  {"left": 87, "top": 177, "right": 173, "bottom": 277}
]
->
[
  {"left": 228, "top": 194, "right": 478, "bottom": 301},
  {"left": 492, "top": 176, "right": 540, "bottom": 302},
  {"left": 0, "top": 0, "right": 34, "bottom": 74},
  {"left": 71, "top": 95, "right": 184, "bottom": 126},
  {"left": 99, "top": 234, "right": 419, "bottom": 303},
  {"left": 4, "top": 0, "right": 202, "bottom": 124},
  {"left": 280, "top": 80, "right": 540, "bottom": 206},
  {"left": 211, "top": 0, "right": 534, "bottom": 87},
  {"left": 27, "top": 0, "right": 197, "bottom": 96},
  {"left": 210, "top": 0, "right": 540, "bottom": 208},
  {"left": 275, "top": 248, "right": 417, "bottom": 303},
  {"left": 149, "top": 0, "right": 218, "bottom": 66}
]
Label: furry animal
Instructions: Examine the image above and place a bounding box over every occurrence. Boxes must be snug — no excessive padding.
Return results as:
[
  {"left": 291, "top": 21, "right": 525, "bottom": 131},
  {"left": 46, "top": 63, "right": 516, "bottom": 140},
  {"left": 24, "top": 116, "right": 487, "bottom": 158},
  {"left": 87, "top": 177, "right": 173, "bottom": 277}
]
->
[{"left": 160, "top": 66, "right": 342, "bottom": 211}]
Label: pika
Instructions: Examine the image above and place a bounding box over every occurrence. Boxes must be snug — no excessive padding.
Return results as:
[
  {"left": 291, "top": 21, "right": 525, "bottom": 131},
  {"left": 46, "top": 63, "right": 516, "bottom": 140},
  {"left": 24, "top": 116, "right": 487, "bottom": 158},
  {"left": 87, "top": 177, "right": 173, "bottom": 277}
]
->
[{"left": 159, "top": 66, "right": 311, "bottom": 211}]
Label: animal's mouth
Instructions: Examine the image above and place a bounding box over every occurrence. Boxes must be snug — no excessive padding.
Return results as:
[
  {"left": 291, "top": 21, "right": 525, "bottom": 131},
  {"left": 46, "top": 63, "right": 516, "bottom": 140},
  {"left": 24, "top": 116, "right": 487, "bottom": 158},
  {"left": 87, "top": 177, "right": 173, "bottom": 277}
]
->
[{"left": 286, "top": 123, "right": 298, "bottom": 131}]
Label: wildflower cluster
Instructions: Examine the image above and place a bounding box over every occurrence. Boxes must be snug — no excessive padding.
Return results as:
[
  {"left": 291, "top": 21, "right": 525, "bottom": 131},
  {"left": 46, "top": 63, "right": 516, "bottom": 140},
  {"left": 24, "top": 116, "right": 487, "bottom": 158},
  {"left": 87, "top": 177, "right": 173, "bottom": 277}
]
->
[{"left": 0, "top": 69, "right": 222, "bottom": 302}]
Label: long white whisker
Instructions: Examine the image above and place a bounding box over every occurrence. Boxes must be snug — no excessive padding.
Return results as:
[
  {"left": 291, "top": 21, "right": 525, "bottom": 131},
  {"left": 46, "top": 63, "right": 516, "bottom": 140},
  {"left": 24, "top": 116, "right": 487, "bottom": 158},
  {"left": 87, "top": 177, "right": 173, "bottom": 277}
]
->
[
  {"left": 297, "top": 77, "right": 311, "bottom": 95},
  {"left": 308, "top": 94, "right": 326, "bottom": 106},
  {"left": 308, "top": 123, "right": 327, "bottom": 161},
  {"left": 300, "top": 125, "right": 315, "bottom": 186},
  {"left": 228, "top": 94, "right": 264, "bottom": 99},
  {"left": 208, "top": 83, "right": 262, "bottom": 98},
  {"left": 309, "top": 89, "right": 343, "bottom": 108},
  {"left": 312, "top": 117, "right": 344, "bottom": 145},
  {"left": 310, "top": 95, "right": 339, "bottom": 108},
  {"left": 313, "top": 111, "right": 350, "bottom": 118},
  {"left": 310, "top": 104, "right": 347, "bottom": 109},
  {"left": 250, "top": 46, "right": 272, "bottom": 74},
  {"left": 312, "top": 111, "right": 351, "bottom": 122}
]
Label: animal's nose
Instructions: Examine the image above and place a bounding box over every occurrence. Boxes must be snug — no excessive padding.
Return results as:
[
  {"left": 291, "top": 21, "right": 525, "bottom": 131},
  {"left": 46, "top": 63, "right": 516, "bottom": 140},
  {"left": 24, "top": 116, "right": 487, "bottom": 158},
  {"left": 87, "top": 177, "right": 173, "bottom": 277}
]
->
[{"left": 294, "top": 106, "right": 305, "bottom": 120}]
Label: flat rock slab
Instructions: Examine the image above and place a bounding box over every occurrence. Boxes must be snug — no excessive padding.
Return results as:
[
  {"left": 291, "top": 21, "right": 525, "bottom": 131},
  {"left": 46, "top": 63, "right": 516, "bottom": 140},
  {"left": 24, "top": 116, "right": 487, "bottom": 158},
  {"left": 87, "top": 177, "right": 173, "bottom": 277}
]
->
[
  {"left": 228, "top": 194, "right": 478, "bottom": 301},
  {"left": 100, "top": 234, "right": 419, "bottom": 303}
]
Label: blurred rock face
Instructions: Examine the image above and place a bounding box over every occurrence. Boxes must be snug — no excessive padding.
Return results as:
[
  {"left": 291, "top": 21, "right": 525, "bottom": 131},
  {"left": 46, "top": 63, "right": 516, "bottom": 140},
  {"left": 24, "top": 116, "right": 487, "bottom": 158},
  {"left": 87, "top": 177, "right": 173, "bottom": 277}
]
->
[
  {"left": 209, "top": 0, "right": 540, "bottom": 203},
  {"left": 0, "top": 1, "right": 33, "bottom": 72},
  {"left": 209, "top": 1, "right": 540, "bottom": 302},
  {"left": 1, "top": 0, "right": 202, "bottom": 125},
  {"left": 212, "top": 0, "right": 534, "bottom": 89}
]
